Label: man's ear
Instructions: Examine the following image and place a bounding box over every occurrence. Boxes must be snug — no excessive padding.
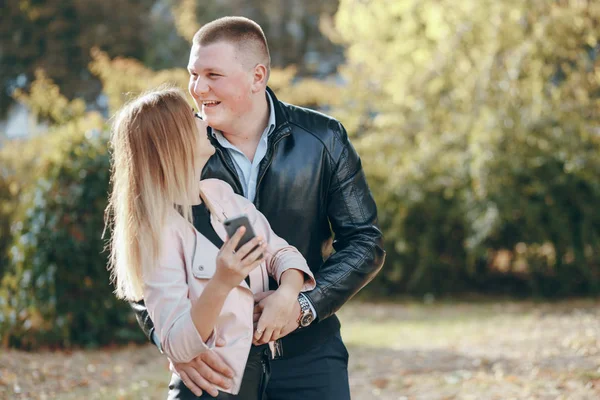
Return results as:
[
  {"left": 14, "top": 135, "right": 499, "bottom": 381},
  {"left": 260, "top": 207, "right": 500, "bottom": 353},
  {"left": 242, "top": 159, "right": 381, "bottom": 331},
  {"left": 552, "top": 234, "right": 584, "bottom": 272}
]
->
[{"left": 251, "top": 64, "right": 268, "bottom": 93}]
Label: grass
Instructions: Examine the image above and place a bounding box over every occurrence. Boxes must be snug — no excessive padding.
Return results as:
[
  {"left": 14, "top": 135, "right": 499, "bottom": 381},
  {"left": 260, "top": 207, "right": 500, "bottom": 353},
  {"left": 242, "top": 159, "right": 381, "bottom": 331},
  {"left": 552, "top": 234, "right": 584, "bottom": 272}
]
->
[{"left": 2, "top": 299, "right": 600, "bottom": 399}]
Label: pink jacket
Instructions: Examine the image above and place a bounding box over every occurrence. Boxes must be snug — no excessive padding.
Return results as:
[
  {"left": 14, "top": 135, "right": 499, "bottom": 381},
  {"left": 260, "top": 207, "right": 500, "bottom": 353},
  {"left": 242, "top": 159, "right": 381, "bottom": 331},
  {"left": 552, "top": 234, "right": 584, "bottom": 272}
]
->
[{"left": 142, "top": 179, "right": 316, "bottom": 394}]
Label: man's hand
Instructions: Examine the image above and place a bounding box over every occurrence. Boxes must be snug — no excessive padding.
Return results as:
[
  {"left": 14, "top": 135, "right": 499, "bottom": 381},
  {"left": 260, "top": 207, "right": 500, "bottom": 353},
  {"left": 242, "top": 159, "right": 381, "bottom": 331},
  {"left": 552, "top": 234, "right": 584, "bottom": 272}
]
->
[
  {"left": 169, "top": 337, "right": 234, "bottom": 398},
  {"left": 253, "top": 289, "right": 300, "bottom": 345}
]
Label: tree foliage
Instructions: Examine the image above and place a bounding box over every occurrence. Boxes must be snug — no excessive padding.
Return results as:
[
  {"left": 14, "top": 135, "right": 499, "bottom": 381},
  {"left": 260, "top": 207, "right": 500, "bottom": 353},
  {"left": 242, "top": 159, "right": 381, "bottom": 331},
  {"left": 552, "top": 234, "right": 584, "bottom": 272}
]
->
[
  {"left": 333, "top": 0, "right": 600, "bottom": 295},
  {"left": 0, "top": 0, "right": 155, "bottom": 116},
  {"left": 0, "top": 0, "right": 343, "bottom": 117}
]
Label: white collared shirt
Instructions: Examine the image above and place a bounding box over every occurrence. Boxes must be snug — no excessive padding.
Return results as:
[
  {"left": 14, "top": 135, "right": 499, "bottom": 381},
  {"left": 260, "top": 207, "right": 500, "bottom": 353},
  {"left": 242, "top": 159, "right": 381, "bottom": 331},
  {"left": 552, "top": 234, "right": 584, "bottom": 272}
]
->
[{"left": 211, "top": 92, "right": 277, "bottom": 203}]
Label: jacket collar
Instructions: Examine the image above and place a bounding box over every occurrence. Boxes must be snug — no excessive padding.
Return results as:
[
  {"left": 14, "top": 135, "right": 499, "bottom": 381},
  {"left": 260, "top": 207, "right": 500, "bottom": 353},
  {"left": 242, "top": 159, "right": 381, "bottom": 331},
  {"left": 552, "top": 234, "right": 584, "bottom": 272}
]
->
[{"left": 265, "top": 87, "right": 292, "bottom": 142}]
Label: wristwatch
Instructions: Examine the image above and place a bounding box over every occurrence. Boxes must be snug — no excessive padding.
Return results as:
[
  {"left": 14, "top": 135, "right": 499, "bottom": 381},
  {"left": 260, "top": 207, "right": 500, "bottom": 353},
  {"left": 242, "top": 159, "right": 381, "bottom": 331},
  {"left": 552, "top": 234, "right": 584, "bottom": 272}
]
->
[{"left": 297, "top": 294, "right": 315, "bottom": 328}]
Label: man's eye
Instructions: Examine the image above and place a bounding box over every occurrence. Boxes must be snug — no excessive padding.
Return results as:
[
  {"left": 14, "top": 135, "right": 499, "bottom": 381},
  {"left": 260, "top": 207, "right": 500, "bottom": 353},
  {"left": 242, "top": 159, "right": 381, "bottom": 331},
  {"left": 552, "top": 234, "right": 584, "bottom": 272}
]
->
[{"left": 209, "top": 73, "right": 221, "bottom": 78}]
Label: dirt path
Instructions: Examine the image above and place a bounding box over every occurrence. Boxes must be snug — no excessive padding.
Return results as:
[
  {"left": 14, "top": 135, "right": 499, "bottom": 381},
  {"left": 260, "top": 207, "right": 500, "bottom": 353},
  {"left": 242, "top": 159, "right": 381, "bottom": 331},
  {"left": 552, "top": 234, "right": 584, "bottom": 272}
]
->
[{"left": 2, "top": 300, "right": 600, "bottom": 399}]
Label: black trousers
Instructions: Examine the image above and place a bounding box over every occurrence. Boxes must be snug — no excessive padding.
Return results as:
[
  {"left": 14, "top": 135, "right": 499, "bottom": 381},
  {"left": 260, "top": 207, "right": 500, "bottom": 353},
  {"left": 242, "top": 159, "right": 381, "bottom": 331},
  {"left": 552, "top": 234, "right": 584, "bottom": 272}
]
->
[
  {"left": 168, "top": 331, "right": 350, "bottom": 400},
  {"left": 167, "top": 344, "right": 271, "bottom": 400},
  {"left": 265, "top": 331, "right": 350, "bottom": 400}
]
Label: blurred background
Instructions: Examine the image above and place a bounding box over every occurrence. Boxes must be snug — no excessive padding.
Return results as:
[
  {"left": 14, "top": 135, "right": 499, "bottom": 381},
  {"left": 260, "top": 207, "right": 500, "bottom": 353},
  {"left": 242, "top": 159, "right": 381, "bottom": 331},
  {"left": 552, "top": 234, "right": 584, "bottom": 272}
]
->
[{"left": 1, "top": 0, "right": 600, "bottom": 398}]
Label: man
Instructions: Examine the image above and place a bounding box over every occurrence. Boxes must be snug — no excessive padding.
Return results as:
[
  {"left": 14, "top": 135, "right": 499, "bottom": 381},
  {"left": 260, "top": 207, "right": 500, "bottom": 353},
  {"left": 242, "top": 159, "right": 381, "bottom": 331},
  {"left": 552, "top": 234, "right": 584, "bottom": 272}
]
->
[{"left": 132, "top": 16, "right": 385, "bottom": 399}]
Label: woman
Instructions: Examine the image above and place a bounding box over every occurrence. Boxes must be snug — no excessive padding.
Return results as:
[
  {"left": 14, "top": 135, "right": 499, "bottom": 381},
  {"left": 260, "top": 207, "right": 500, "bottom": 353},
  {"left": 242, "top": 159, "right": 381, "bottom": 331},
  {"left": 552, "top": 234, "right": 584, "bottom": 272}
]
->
[{"left": 104, "top": 87, "right": 315, "bottom": 399}]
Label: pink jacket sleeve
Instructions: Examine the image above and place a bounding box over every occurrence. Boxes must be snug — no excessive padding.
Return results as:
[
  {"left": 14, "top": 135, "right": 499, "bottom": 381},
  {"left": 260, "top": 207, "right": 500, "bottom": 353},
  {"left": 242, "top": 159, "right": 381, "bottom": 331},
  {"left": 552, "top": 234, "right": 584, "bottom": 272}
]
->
[{"left": 142, "top": 222, "right": 216, "bottom": 363}]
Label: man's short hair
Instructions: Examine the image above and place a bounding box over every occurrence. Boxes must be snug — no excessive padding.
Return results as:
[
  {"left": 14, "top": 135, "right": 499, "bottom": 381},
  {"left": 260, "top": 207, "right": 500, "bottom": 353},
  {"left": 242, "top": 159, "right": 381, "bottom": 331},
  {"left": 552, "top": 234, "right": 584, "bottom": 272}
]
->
[{"left": 192, "top": 16, "right": 271, "bottom": 73}]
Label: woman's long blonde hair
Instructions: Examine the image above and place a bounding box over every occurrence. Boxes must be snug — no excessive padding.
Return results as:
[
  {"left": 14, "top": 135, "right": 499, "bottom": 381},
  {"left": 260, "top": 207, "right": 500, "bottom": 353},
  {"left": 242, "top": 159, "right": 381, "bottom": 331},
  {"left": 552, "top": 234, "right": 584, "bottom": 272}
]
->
[{"left": 104, "top": 87, "right": 200, "bottom": 301}]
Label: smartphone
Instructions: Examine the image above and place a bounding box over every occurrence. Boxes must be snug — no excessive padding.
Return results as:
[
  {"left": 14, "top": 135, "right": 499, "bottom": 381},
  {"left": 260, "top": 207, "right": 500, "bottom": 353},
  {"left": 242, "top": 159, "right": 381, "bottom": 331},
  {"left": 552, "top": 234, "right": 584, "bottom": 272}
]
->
[{"left": 223, "top": 215, "right": 262, "bottom": 257}]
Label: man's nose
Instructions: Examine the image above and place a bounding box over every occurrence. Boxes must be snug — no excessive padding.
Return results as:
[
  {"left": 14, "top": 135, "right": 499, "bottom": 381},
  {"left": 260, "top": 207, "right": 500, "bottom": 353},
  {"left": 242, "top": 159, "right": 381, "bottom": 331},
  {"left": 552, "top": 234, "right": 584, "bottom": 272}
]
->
[{"left": 192, "top": 78, "right": 210, "bottom": 97}]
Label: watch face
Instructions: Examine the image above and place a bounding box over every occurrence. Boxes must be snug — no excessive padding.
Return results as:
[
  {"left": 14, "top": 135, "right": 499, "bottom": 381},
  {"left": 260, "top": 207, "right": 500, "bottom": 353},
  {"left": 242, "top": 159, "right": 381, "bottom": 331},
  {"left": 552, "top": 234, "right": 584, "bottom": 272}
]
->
[{"left": 301, "top": 313, "right": 314, "bottom": 327}]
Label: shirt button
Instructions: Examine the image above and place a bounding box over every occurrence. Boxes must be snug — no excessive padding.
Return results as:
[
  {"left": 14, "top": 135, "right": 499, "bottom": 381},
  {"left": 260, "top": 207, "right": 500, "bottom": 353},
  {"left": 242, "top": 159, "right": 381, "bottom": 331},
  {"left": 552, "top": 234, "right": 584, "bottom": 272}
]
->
[{"left": 198, "top": 265, "right": 204, "bottom": 271}]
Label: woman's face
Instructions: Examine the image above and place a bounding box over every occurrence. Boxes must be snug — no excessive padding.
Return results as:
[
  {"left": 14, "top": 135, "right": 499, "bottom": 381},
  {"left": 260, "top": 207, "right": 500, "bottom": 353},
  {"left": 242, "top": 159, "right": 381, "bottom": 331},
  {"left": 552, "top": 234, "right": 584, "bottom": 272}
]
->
[{"left": 194, "top": 112, "right": 216, "bottom": 179}]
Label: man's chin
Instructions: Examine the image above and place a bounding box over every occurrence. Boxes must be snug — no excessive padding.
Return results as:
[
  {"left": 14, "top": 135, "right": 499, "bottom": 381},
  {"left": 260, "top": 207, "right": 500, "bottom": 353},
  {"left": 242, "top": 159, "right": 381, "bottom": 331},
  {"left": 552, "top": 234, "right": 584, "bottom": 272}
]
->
[{"left": 205, "top": 117, "right": 228, "bottom": 133}]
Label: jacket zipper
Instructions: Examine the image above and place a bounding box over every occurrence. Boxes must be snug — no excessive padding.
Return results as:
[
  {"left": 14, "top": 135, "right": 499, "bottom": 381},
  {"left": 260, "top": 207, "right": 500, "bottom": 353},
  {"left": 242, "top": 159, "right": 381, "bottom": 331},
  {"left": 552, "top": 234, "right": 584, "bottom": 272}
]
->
[{"left": 259, "top": 358, "right": 268, "bottom": 398}]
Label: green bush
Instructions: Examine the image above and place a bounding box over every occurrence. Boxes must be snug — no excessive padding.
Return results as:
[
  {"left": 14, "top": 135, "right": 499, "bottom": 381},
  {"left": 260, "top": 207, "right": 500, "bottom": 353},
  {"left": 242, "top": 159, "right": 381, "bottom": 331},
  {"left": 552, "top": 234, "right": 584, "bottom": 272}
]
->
[
  {"left": 363, "top": 128, "right": 600, "bottom": 298},
  {"left": 334, "top": 0, "right": 600, "bottom": 297},
  {"left": 0, "top": 132, "right": 58, "bottom": 280},
  {"left": 0, "top": 174, "right": 16, "bottom": 278},
  {"left": 0, "top": 127, "right": 144, "bottom": 349}
]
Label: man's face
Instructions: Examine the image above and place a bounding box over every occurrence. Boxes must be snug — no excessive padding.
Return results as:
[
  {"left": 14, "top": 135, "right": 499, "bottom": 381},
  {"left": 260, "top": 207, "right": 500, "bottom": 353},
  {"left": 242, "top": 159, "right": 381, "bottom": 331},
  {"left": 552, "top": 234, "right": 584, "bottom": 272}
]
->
[{"left": 187, "top": 41, "right": 254, "bottom": 132}]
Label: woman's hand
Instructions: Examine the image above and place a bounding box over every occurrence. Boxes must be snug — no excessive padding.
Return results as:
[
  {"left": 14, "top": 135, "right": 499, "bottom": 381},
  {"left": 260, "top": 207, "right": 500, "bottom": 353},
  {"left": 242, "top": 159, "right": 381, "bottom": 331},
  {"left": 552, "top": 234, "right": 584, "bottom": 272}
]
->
[
  {"left": 253, "top": 285, "right": 300, "bottom": 345},
  {"left": 213, "top": 227, "right": 266, "bottom": 291}
]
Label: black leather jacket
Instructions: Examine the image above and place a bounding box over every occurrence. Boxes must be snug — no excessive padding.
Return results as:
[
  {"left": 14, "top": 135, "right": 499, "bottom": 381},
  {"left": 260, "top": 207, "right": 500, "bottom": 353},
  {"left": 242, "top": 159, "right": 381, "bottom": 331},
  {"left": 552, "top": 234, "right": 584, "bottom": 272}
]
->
[{"left": 132, "top": 87, "right": 385, "bottom": 353}]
